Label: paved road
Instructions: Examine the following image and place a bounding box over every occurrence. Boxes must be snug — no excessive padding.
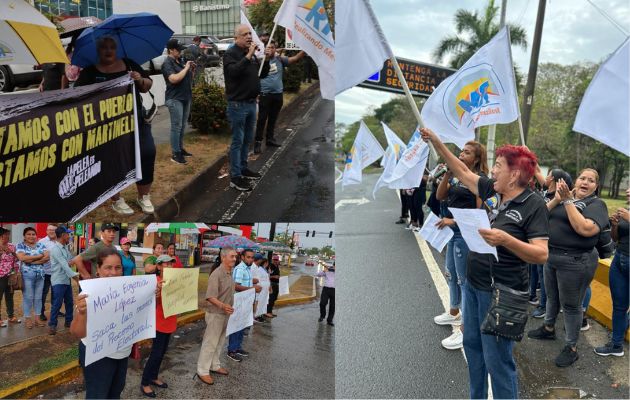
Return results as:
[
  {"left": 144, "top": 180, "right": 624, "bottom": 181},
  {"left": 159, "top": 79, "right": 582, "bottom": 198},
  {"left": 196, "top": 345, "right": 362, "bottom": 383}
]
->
[
  {"left": 177, "top": 86, "right": 334, "bottom": 222},
  {"left": 45, "top": 303, "right": 334, "bottom": 399},
  {"left": 336, "top": 172, "right": 629, "bottom": 399}
]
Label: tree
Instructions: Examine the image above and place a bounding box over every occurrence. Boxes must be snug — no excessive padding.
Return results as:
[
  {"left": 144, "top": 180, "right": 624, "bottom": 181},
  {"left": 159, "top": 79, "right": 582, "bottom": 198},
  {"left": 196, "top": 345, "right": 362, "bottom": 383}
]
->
[{"left": 320, "top": 245, "right": 335, "bottom": 257}]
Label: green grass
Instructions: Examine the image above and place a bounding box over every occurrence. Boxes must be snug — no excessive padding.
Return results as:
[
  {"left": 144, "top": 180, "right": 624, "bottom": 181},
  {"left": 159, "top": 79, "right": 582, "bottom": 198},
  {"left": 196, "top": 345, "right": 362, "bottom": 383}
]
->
[
  {"left": 26, "top": 346, "right": 79, "bottom": 376},
  {"left": 602, "top": 197, "right": 627, "bottom": 216}
]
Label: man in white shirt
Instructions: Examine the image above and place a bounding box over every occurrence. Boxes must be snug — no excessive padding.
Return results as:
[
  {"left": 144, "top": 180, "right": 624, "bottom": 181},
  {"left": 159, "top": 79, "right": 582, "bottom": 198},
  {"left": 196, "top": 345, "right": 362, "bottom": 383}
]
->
[{"left": 38, "top": 224, "right": 58, "bottom": 321}]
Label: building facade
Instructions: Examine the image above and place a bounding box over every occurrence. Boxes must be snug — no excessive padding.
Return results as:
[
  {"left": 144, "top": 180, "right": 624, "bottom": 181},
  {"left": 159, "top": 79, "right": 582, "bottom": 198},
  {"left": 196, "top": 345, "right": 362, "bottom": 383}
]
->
[{"left": 180, "top": 0, "right": 241, "bottom": 38}]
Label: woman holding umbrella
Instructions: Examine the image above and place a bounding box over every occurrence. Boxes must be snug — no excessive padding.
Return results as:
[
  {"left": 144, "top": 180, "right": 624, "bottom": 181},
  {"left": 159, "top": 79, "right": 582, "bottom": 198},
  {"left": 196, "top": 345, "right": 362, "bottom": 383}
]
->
[{"left": 75, "top": 35, "right": 156, "bottom": 215}]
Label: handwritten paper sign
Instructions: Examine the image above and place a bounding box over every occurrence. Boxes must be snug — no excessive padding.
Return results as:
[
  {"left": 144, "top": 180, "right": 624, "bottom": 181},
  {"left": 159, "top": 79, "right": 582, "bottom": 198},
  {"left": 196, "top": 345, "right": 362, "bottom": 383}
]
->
[
  {"left": 419, "top": 212, "right": 454, "bottom": 252},
  {"left": 279, "top": 276, "right": 290, "bottom": 296},
  {"left": 226, "top": 288, "right": 255, "bottom": 336},
  {"left": 449, "top": 208, "right": 499, "bottom": 260},
  {"left": 161, "top": 267, "right": 200, "bottom": 318},
  {"left": 80, "top": 275, "right": 157, "bottom": 366},
  {"left": 255, "top": 286, "right": 269, "bottom": 317}
]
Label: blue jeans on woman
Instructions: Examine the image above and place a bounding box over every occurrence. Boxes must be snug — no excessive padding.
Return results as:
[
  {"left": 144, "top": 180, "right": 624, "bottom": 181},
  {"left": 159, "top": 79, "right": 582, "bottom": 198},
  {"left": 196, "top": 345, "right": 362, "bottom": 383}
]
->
[
  {"left": 609, "top": 252, "right": 629, "bottom": 346},
  {"left": 446, "top": 232, "right": 469, "bottom": 310},
  {"left": 79, "top": 342, "right": 128, "bottom": 399},
  {"left": 165, "top": 98, "right": 191, "bottom": 155},
  {"left": 463, "top": 283, "right": 519, "bottom": 399},
  {"left": 22, "top": 269, "right": 44, "bottom": 318},
  {"left": 227, "top": 100, "right": 257, "bottom": 178}
]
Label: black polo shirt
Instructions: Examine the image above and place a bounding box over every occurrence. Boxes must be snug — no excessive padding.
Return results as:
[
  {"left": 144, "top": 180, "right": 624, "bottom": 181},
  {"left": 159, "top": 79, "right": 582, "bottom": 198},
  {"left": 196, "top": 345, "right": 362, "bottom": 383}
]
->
[
  {"left": 162, "top": 56, "right": 193, "bottom": 102},
  {"left": 618, "top": 218, "right": 629, "bottom": 256},
  {"left": 223, "top": 45, "right": 269, "bottom": 102},
  {"left": 443, "top": 173, "right": 486, "bottom": 218},
  {"left": 467, "top": 176, "right": 549, "bottom": 291},
  {"left": 548, "top": 194, "right": 609, "bottom": 252}
]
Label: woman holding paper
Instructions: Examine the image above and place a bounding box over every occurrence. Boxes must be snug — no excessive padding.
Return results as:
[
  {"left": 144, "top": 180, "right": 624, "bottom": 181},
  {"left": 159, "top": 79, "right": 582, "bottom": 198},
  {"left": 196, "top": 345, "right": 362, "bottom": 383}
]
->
[
  {"left": 70, "top": 247, "right": 130, "bottom": 400},
  {"left": 421, "top": 127, "right": 549, "bottom": 400},
  {"left": 141, "top": 255, "right": 177, "bottom": 398},
  {"left": 433, "top": 141, "right": 488, "bottom": 351}
]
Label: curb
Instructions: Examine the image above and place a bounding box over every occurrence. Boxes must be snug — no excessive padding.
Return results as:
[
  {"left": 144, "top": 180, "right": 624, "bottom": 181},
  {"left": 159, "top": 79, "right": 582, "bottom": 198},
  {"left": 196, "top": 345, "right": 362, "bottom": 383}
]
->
[
  {"left": 141, "top": 82, "right": 320, "bottom": 222},
  {"left": 276, "top": 276, "right": 317, "bottom": 307}
]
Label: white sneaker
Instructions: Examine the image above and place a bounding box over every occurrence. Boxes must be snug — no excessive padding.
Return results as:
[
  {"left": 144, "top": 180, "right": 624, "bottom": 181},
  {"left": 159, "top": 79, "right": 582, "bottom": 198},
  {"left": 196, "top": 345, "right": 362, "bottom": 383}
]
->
[
  {"left": 434, "top": 312, "right": 462, "bottom": 326},
  {"left": 442, "top": 330, "right": 463, "bottom": 350},
  {"left": 137, "top": 195, "right": 154, "bottom": 214},
  {"left": 112, "top": 198, "right": 134, "bottom": 215}
]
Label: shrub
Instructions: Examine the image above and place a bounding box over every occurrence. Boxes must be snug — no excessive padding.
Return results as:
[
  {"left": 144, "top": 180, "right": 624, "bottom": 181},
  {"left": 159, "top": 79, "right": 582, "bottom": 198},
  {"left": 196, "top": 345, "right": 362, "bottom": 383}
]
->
[
  {"left": 283, "top": 56, "right": 303, "bottom": 93},
  {"left": 190, "top": 79, "right": 228, "bottom": 134}
]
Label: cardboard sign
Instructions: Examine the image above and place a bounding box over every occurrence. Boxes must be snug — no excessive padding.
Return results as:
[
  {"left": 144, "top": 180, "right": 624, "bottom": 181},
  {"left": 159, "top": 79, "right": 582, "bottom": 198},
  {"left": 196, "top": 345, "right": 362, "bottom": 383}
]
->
[{"left": 161, "top": 267, "right": 199, "bottom": 318}]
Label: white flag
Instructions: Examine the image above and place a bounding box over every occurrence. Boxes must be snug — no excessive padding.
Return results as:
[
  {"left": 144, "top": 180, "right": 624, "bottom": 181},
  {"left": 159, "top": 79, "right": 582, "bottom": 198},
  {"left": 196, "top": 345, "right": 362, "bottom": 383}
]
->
[
  {"left": 274, "top": 0, "right": 335, "bottom": 99},
  {"left": 573, "top": 38, "right": 630, "bottom": 156},
  {"left": 240, "top": 8, "right": 265, "bottom": 59},
  {"left": 335, "top": 0, "right": 392, "bottom": 95},
  {"left": 421, "top": 27, "right": 520, "bottom": 149},
  {"left": 386, "top": 129, "right": 430, "bottom": 189},
  {"left": 372, "top": 122, "right": 406, "bottom": 197},
  {"left": 342, "top": 121, "right": 385, "bottom": 187}
]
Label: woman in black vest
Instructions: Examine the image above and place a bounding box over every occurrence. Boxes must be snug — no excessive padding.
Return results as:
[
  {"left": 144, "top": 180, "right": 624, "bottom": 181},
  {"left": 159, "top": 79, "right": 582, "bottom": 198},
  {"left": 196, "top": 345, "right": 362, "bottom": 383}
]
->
[{"left": 528, "top": 168, "right": 609, "bottom": 367}]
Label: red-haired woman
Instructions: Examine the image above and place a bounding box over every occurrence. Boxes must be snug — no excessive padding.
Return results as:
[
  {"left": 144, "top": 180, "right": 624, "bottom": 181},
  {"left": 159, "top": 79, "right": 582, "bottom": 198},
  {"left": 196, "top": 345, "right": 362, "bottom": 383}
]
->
[{"left": 421, "top": 128, "right": 549, "bottom": 399}]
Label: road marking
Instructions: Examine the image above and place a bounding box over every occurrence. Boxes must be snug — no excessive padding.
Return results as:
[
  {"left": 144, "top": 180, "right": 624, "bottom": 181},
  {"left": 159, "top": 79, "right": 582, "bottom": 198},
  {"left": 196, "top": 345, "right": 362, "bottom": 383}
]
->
[
  {"left": 334, "top": 197, "right": 370, "bottom": 209},
  {"left": 218, "top": 95, "right": 322, "bottom": 222},
  {"left": 335, "top": 166, "right": 343, "bottom": 183}
]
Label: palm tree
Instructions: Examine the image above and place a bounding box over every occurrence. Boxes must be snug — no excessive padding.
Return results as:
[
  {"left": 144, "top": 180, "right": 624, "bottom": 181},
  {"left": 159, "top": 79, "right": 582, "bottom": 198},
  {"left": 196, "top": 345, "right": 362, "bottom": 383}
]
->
[{"left": 433, "top": 0, "right": 528, "bottom": 69}]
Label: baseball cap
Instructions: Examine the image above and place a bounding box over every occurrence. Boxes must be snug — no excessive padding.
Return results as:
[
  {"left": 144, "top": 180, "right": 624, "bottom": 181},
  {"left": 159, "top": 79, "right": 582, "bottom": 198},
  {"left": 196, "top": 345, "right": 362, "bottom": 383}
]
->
[
  {"left": 166, "top": 39, "right": 185, "bottom": 51},
  {"left": 0, "top": 227, "right": 9, "bottom": 235},
  {"left": 156, "top": 255, "right": 175, "bottom": 264},
  {"left": 120, "top": 237, "right": 131, "bottom": 245},
  {"left": 101, "top": 223, "right": 119, "bottom": 231},
  {"left": 272, "top": 255, "right": 280, "bottom": 261},
  {"left": 254, "top": 253, "right": 264, "bottom": 261}
]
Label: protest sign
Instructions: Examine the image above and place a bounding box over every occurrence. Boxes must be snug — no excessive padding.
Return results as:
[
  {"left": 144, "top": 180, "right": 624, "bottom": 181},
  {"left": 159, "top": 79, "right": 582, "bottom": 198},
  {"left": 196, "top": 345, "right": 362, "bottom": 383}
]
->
[
  {"left": 279, "top": 276, "right": 290, "bottom": 296},
  {"left": 161, "top": 267, "right": 199, "bottom": 318},
  {"left": 80, "top": 275, "right": 156, "bottom": 366},
  {"left": 0, "top": 76, "right": 141, "bottom": 221},
  {"left": 448, "top": 208, "right": 498, "bottom": 260},
  {"left": 255, "top": 286, "right": 269, "bottom": 317},
  {"left": 227, "top": 288, "right": 255, "bottom": 336},
  {"left": 419, "top": 212, "right": 454, "bottom": 252}
]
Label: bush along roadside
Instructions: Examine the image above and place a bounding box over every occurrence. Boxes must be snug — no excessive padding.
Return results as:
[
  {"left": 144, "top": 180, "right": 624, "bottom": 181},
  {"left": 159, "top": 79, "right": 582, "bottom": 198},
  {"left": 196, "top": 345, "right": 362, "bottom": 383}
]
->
[{"left": 191, "top": 78, "right": 228, "bottom": 134}]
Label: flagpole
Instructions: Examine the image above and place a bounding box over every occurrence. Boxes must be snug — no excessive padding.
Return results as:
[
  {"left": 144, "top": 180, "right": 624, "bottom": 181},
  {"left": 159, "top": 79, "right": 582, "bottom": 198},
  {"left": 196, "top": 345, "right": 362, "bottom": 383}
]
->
[
  {"left": 506, "top": 28, "right": 527, "bottom": 145},
  {"left": 258, "top": 22, "right": 278, "bottom": 76}
]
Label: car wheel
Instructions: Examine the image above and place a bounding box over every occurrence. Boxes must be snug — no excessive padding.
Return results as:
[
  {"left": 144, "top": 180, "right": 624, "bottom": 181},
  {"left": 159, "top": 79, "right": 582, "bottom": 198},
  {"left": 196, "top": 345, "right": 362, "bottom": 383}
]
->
[{"left": 0, "top": 66, "right": 15, "bottom": 92}]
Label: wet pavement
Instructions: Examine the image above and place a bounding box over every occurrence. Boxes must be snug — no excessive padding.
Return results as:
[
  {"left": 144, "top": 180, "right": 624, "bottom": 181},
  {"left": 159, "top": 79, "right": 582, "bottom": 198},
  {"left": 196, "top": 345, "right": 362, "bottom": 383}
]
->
[
  {"left": 176, "top": 86, "right": 334, "bottom": 222},
  {"left": 43, "top": 302, "right": 334, "bottom": 399},
  {"left": 335, "top": 172, "right": 629, "bottom": 399}
]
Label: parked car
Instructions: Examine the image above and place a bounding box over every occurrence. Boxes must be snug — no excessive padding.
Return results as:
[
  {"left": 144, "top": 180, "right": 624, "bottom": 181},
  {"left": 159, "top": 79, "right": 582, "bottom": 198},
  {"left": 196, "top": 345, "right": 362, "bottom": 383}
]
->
[
  {"left": 217, "top": 38, "right": 234, "bottom": 55},
  {"left": 171, "top": 34, "right": 220, "bottom": 67},
  {"left": 0, "top": 64, "right": 42, "bottom": 92}
]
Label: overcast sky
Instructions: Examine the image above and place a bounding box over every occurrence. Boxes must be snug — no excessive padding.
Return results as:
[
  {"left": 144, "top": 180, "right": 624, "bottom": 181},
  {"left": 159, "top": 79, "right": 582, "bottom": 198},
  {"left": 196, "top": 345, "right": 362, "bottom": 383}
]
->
[
  {"left": 254, "top": 223, "right": 335, "bottom": 249},
  {"left": 336, "top": 0, "right": 630, "bottom": 125}
]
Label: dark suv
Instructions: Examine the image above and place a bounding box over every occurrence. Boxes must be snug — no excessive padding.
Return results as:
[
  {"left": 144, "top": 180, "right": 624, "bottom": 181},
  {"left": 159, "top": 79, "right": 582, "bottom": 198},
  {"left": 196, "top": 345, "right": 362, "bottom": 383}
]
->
[{"left": 171, "top": 34, "right": 221, "bottom": 67}]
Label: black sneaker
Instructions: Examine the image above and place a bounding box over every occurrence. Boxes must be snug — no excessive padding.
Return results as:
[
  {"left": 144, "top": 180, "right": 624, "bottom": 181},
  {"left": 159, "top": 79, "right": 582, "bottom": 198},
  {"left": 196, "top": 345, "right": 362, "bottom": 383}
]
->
[
  {"left": 227, "top": 352, "right": 242, "bottom": 362},
  {"left": 266, "top": 140, "right": 282, "bottom": 147},
  {"left": 171, "top": 153, "right": 187, "bottom": 164},
  {"left": 395, "top": 218, "right": 407, "bottom": 224},
  {"left": 318, "top": 317, "right": 324, "bottom": 322},
  {"left": 236, "top": 349, "right": 249, "bottom": 357},
  {"left": 555, "top": 345, "right": 579, "bottom": 367},
  {"left": 39, "top": 314, "right": 47, "bottom": 322},
  {"left": 241, "top": 168, "right": 261, "bottom": 180},
  {"left": 527, "top": 325, "right": 556, "bottom": 340},
  {"left": 254, "top": 141, "right": 262, "bottom": 154},
  {"left": 594, "top": 342, "right": 624, "bottom": 357},
  {"left": 230, "top": 177, "right": 252, "bottom": 191},
  {"left": 181, "top": 149, "right": 193, "bottom": 157}
]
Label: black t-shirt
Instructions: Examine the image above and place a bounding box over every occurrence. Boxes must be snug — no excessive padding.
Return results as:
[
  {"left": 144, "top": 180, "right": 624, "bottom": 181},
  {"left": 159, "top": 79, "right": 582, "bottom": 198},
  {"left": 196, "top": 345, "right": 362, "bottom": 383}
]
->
[
  {"left": 467, "top": 176, "right": 549, "bottom": 291},
  {"left": 443, "top": 173, "right": 486, "bottom": 219},
  {"left": 42, "top": 63, "right": 65, "bottom": 91},
  {"left": 543, "top": 190, "right": 555, "bottom": 203},
  {"left": 617, "top": 218, "right": 629, "bottom": 256},
  {"left": 162, "top": 56, "right": 193, "bottom": 102},
  {"left": 75, "top": 58, "right": 150, "bottom": 122},
  {"left": 548, "top": 194, "right": 609, "bottom": 252},
  {"left": 268, "top": 264, "right": 280, "bottom": 284}
]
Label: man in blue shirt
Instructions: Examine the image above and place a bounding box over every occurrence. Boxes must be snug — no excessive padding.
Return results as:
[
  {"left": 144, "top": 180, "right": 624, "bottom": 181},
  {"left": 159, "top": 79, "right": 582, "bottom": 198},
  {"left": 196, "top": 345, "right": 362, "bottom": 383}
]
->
[
  {"left": 48, "top": 226, "right": 78, "bottom": 335},
  {"left": 227, "top": 249, "right": 261, "bottom": 362},
  {"left": 254, "top": 41, "right": 305, "bottom": 154}
]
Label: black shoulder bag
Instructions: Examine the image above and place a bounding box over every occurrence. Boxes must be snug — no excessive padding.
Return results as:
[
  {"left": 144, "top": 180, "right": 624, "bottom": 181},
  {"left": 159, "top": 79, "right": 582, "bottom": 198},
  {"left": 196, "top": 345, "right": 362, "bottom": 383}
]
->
[{"left": 480, "top": 262, "right": 530, "bottom": 341}]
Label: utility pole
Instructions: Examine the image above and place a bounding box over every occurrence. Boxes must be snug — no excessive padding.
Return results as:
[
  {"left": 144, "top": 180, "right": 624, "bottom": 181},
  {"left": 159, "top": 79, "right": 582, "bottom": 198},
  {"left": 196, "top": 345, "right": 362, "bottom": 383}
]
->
[
  {"left": 267, "top": 222, "right": 276, "bottom": 263},
  {"left": 487, "top": 0, "right": 508, "bottom": 168},
  {"left": 521, "top": 0, "right": 547, "bottom": 143}
]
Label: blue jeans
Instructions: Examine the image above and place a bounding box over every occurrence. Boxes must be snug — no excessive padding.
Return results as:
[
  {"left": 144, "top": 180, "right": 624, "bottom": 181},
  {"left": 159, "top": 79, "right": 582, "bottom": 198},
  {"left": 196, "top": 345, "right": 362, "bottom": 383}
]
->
[
  {"left": 227, "top": 100, "right": 256, "bottom": 178},
  {"left": 463, "top": 283, "right": 519, "bottom": 399},
  {"left": 22, "top": 269, "right": 44, "bottom": 318},
  {"left": 445, "top": 232, "right": 469, "bottom": 310},
  {"left": 227, "top": 329, "right": 244, "bottom": 352},
  {"left": 609, "top": 252, "right": 629, "bottom": 345},
  {"left": 79, "top": 342, "right": 128, "bottom": 399},
  {"left": 165, "top": 98, "right": 191, "bottom": 154},
  {"left": 528, "top": 264, "right": 539, "bottom": 300},
  {"left": 582, "top": 286, "right": 591, "bottom": 311},
  {"left": 49, "top": 284, "right": 73, "bottom": 328}
]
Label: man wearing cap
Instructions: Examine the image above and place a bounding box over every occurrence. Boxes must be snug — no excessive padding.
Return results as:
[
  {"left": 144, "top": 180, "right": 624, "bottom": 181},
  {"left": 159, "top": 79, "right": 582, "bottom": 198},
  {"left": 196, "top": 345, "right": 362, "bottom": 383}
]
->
[
  {"left": 48, "top": 226, "right": 79, "bottom": 335},
  {"left": 71, "top": 223, "right": 118, "bottom": 279},
  {"left": 163, "top": 38, "right": 195, "bottom": 165},
  {"left": 265, "top": 255, "right": 281, "bottom": 318},
  {"left": 196, "top": 247, "right": 236, "bottom": 385},
  {"left": 38, "top": 224, "right": 57, "bottom": 322},
  {"left": 227, "top": 249, "right": 261, "bottom": 361},
  {"left": 223, "top": 24, "right": 271, "bottom": 192},
  {"left": 259, "top": 32, "right": 270, "bottom": 47}
]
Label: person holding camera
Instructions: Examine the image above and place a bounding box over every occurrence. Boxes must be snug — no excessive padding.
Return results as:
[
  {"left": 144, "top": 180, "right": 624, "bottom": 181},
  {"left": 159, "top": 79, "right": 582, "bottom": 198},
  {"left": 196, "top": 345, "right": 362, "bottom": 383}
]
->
[{"left": 163, "top": 38, "right": 195, "bottom": 165}]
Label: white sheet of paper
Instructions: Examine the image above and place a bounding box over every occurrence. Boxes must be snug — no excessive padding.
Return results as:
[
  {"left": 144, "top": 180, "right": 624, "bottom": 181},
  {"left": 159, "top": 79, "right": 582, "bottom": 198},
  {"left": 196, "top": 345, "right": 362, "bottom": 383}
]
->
[
  {"left": 278, "top": 276, "right": 290, "bottom": 296},
  {"left": 226, "top": 288, "right": 255, "bottom": 336},
  {"left": 80, "top": 275, "right": 157, "bottom": 366},
  {"left": 255, "top": 286, "right": 269, "bottom": 317},
  {"left": 418, "top": 212, "right": 454, "bottom": 252},
  {"left": 448, "top": 207, "right": 499, "bottom": 260}
]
